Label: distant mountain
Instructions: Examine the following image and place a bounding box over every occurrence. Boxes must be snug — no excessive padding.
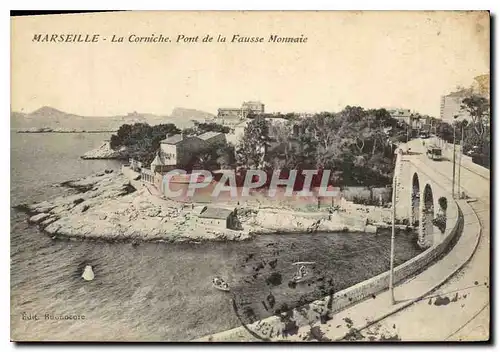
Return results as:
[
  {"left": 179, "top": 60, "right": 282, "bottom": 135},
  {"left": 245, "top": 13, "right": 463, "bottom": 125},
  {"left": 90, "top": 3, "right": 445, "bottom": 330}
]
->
[
  {"left": 10, "top": 106, "right": 196, "bottom": 131},
  {"left": 170, "top": 107, "right": 216, "bottom": 122},
  {"left": 29, "top": 106, "right": 74, "bottom": 119}
]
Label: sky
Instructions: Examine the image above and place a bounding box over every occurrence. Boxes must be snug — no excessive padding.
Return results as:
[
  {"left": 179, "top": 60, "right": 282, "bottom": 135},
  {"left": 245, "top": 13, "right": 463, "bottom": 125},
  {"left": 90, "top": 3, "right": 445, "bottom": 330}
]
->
[{"left": 11, "top": 11, "right": 490, "bottom": 117}]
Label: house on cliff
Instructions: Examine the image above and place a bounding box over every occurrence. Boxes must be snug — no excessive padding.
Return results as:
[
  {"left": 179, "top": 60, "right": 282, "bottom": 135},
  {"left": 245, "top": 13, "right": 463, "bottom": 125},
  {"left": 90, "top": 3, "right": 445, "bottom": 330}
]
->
[
  {"left": 198, "top": 131, "right": 226, "bottom": 147},
  {"left": 150, "top": 131, "right": 229, "bottom": 173},
  {"left": 197, "top": 206, "right": 238, "bottom": 230},
  {"left": 150, "top": 133, "right": 206, "bottom": 173}
]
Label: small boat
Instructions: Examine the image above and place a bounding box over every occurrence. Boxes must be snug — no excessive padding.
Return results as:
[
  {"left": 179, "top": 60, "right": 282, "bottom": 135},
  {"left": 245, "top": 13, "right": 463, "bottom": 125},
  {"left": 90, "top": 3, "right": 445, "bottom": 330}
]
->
[
  {"left": 82, "top": 265, "right": 95, "bottom": 281},
  {"left": 292, "top": 271, "right": 309, "bottom": 283},
  {"left": 292, "top": 261, "right": 316, "bottom": 266},
  {"left": 292, "top": 275, "right": 309, "bottom": 284},
  {"left": 292, "top": 264, "right": 311, "bottom": 283},
  {"left": 212, "top": 276, "right": 230, "bottom": 292}
]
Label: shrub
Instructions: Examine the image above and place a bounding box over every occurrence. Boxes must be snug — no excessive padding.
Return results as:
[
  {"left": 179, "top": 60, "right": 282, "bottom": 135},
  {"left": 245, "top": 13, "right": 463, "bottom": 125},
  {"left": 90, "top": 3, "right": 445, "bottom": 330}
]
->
[
  {"left": 432, "top": 214, "right": 447, "bottom": 234},
  {"left": 438, "top": 197, "right": 448, "bottom": 212},
  {"left": 352, "top": 196, "right": 379, "bottom": 206}
]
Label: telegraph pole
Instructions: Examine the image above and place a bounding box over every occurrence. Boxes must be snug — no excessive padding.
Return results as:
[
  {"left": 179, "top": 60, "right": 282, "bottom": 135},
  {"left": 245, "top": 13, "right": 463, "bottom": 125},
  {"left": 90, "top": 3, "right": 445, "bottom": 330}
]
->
[
  {"left": 451, "top": 115, "right": 458, "bottom": 199},
  {"left": 407, "top": 114, "right": 412, "bottom": 143},
  {"left": 389, "top": 149, "right": 401, "bottom": 305},
  {"left": 458, "top": 123, "right": 464, "bottom": 199}
]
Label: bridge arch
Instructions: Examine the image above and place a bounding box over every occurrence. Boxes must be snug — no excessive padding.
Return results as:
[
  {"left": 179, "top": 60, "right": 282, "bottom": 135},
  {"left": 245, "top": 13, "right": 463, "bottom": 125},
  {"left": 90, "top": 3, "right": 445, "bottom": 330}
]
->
[
  {"left": 418, "top": 183, "right": 435, "bottom": 248},
  {"left": 410, "top": 172, "right": 420, "bottom": 226},
  {"left": 395, "top": 156, "right": 455, "bottom": 249}
]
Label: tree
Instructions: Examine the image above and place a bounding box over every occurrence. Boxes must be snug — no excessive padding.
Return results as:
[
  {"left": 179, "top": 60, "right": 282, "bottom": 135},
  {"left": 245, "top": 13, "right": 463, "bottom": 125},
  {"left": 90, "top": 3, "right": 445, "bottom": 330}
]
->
[
  {"left": 295, "top": 131, "right": 319, "bottom": 169},
  {"left": 233, "top": 105, "right": 413, "bottom": 186},
  {"left": 267, "top": 122, "right": 297, "bottom": 169},
  {"left": 194, "top": 121, "right": 231, "bottom": 134},
  {"left": 182, "top": 122, "right": 230, "bottom": 136},
  {"left": 435, "top": 120, "right": 454, "bottom": 143},
  {"left": 181, "top": 127, "right": 197, "bottom": 136},
  {"left": 109, "top": 122, "right": 180, "bottom": 164},
  {"left": 236, "top": 116, "right": 271, "bottom": 169},
  {"left": 461, "top": 94, "right": 490, "bottom": 137},
  {"left": 217, "top": 143, "right": 237, "bottom": 169}
]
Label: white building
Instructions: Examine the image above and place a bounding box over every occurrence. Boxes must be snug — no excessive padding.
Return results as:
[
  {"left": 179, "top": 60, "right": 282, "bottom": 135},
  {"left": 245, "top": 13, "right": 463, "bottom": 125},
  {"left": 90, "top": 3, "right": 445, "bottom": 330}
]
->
[
  {"left": 197, "top": 207, "right": 237, "bottom": 229},
  {"left": 151, "top": 133, "right": 206, "bottom": 172},
  {"left": 439, "top": 74, "right": 489, "bottom": 124},
  {"left": 439, "top": 89, "right": 472, "bottom": 123},
  {"left": 227, "top": 120, "right": 249, "bottom": 144},
  {"left": 241, "top": 101, "right": 265, "bottom": 115},
  {"left": 150, "top": 132, "right": 228, "bottom": 173},
  {"left": 217, "top": 107, "right": 243, "bottom": 120},
  {"left": 388, "top": 108, "right": 412, "bottom": 124},
  {"left": 217, "top": 101, "right": 265, "bottom": 121}
]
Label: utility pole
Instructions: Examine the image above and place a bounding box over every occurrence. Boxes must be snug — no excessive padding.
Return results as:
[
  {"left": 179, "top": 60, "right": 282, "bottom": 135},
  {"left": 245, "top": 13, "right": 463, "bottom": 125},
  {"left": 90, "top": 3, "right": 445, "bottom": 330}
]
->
[
  {"left": 430, "top": 119, "right": 434, "bottom": 145},
  {"left": 389, "top": 149, "right": 401, "bottom": 305},
  {"left": 432, "top": 120, "right": 439, "bottom": 147},
  {"left": 458, "top": 123, "right": 464, "bottom": 199},
  {"left": 452, "top": 115, "right": 458, "bottom": 199},
  {"left": 407, "top": 114, "right": 412, "bottom": 144}
]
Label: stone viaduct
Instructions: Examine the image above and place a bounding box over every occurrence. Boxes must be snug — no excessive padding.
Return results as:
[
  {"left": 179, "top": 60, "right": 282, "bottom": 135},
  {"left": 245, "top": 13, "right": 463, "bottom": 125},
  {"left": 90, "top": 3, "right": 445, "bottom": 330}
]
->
[{"left": 394, "top": 150, "right": 455, "bottom": 248}]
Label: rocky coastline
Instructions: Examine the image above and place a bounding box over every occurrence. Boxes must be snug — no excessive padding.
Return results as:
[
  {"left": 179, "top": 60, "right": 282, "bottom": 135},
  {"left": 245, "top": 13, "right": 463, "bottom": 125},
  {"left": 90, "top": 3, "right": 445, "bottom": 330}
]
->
[
  {"left": 16, "top": 171, "right": 250, "bottom": 243},
  {"left": 81, "top": 141, "right": 129, "bottom": 160},
  {"left": 15, "top": 170, "right": 406, "bottom": 244}
]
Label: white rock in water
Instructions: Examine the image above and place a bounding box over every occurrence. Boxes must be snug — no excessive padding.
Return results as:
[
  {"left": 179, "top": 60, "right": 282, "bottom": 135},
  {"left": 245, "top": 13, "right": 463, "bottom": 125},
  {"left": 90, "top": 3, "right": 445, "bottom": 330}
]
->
[{"left": 82, "top": 265, "right": 95, "bottom": 281}]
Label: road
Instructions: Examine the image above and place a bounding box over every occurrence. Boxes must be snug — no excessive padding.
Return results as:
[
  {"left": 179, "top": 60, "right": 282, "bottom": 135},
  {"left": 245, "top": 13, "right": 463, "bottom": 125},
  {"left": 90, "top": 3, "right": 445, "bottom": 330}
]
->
[{"left": 355, "top": 139, "right": 490, "bottom": 341}]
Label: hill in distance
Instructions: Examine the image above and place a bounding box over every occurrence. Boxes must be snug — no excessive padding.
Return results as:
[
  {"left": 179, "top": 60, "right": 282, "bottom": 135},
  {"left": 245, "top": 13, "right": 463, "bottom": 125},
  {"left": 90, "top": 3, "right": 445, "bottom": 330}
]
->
[
  {"left": 29, "top": 106, "right": 75, "bottom": 119},
  {"left": 10, "top": 106, "right": 213, "bottom": 131},
  {"left": 170, "top": 107, "right": 216, "bottom": 122}
]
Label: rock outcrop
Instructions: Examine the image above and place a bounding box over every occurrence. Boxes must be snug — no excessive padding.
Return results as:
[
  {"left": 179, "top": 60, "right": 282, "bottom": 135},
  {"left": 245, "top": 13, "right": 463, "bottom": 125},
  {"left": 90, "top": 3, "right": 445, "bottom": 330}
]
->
[
  {"left": 239, "top": 208, "right": 373, "bottom": 234},
  {"left": 81, "top": 141, "right": 128, "bottom": 159},
  {"left": 21, "top": 172, "right": 250, "bottom": 243}
]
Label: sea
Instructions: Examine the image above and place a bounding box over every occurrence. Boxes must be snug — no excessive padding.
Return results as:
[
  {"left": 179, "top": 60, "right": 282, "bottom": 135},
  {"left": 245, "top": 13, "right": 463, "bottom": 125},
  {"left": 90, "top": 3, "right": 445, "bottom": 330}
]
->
[{"left": 10, "top": 132, "right": 423, "bottom": 341}]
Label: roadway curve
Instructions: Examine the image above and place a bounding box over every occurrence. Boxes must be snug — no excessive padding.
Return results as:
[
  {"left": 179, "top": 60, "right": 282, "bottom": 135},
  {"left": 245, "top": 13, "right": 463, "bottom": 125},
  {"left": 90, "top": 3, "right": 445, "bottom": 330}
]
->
[
  {"left": 197, "top": 138, "right": 490, "bottom": 342},
  {"left": 356, "top": 139, "right": 490, "bottom": 341}
]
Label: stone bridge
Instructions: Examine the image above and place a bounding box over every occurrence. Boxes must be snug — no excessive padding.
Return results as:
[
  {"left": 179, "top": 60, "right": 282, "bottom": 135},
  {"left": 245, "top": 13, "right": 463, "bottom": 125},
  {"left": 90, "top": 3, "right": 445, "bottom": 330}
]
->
[{"left": 394, "top": 149, "right": 456, "bottom": 249}]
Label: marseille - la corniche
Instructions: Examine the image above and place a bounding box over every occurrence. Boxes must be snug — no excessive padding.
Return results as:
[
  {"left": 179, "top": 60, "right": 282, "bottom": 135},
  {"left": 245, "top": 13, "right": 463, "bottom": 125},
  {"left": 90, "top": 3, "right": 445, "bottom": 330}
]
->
[{"left": 31, "top": 33, "right": 308, "bottom": 44}]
